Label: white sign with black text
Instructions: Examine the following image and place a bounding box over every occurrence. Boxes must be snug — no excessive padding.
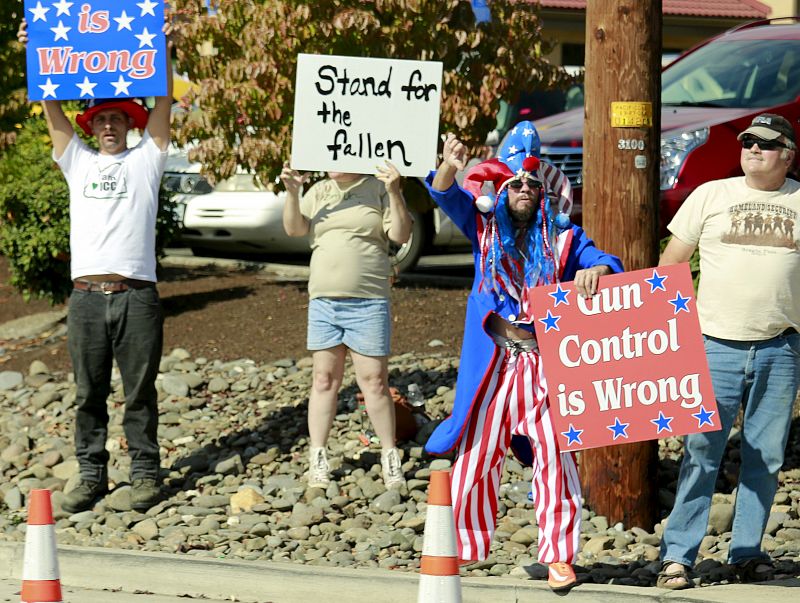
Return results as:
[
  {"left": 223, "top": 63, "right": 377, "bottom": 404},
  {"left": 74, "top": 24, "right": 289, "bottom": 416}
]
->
[{"left": 291, "top": 54, "right": 443, "bottom": 177}]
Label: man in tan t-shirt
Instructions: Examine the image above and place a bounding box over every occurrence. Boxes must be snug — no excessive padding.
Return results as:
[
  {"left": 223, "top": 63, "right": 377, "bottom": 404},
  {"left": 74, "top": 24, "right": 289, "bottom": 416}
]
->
[{"left": 657, "top": 114, "right": 800, "bottom": 589}]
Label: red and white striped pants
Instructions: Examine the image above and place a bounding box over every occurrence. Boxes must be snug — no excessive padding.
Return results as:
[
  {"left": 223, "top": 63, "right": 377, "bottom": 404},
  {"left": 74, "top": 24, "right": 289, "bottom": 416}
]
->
[{"left": 451, "top": 346, "right": 582, "bottom": 563}]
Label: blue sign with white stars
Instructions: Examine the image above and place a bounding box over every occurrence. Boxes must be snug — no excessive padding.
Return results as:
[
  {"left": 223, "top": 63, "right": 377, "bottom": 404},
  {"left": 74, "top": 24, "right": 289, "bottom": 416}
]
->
[{"left": 24, "top": 0, "right": 167, "bottom": 101}]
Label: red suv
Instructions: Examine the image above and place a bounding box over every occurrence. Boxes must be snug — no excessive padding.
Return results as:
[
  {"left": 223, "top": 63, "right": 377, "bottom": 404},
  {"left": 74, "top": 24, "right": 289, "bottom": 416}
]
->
[{"left": 533, "top": 18, "right": 800, "bottom": 230}]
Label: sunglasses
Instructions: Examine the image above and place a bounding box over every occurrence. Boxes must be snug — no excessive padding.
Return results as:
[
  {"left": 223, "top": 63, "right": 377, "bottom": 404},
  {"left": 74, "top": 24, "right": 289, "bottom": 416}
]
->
[
  {"left": 740, "top": 136, "right": 785, "bottom": 151},
  {"left": 507, "top": 178, "right": 542, "bottom": 191}
]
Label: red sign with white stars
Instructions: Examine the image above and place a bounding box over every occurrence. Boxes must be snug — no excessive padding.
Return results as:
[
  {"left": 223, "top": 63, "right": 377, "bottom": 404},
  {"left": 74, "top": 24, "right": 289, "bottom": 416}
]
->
[{"left": 530, "top": 263, "right": 720, "bottom": 452}]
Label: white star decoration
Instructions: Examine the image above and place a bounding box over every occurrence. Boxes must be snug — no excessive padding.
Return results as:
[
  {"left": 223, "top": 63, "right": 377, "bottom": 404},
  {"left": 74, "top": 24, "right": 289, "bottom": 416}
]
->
[
  {"left": 507, "top": 145, "right": 519, "bottom": 154},
  {"left": 39, "top": 77, "right": 59, "bottom": 99},
  {"left": 136, "top": 0, "right": 158, "bottom": 17},
  {"left": 76, "top": 76, "right": 97, "bottom": 97},
  {"left": 28, "top": 1, "right": 49, "bottom": 22},
  {"left": 135, "top": 27, "right": 156, "bottom": 48},
  {"left": 510, "top": 126, "right": 518, "bottom": 135},
  {"left": 52, "top": 0, "right": 74, "bottom": 17},
  {"left": 50, "top": 20, "right": 71, "bottom": 42},
  {"left": 114, "top": 10, "right": 135, "bottom": 31},
  {"left": 522, "top": 127, "right": 534, "bottom": 137},
  {"left": 112, "top": 75, "right": 132, "bottom": 96}
]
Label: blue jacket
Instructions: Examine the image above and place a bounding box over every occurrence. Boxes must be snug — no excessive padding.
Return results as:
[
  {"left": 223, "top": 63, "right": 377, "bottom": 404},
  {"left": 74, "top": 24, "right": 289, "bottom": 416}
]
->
[{"left": 424, "top": 176, "right": 624, "bottom": 465}]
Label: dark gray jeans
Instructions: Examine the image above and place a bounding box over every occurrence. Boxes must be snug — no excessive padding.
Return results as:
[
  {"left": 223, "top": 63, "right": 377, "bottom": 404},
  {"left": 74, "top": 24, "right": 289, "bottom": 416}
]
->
[{"left": 67, "top": 286, "right": 163, "bottom": 482}]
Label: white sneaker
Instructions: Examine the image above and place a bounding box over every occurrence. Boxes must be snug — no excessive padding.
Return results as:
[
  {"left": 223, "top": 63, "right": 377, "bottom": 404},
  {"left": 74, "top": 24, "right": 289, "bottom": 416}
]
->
[
  {"left": 307, "top": 446, "right": 330, "bottom": 488},
  {"left": 381, "top": 447, "right": 406, "bottom": 489}
]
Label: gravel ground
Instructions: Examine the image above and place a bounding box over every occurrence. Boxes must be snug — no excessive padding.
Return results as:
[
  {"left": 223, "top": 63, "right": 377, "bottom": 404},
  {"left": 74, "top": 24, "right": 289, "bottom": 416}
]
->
[{"left": 1, "top": 255, "right": 799, "bottom": 589}]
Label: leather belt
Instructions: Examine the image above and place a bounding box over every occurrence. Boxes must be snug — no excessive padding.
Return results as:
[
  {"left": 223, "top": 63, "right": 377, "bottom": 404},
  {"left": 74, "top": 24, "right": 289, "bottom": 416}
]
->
[
  {"left": 72, "top": 279, "right": 155, "bottom": 294},
  {"left": 491, "top": 332, "right": 539, "bottom": 355}
]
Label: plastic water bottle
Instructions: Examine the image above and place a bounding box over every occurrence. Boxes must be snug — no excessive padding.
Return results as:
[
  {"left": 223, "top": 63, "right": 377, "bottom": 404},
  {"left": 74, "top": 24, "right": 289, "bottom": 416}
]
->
[
  {"left": 506, "top": 481, "right": 534, "bottom": 504},
  {"left": 407, "top": 384, "right": 425, "bottom": 407}
]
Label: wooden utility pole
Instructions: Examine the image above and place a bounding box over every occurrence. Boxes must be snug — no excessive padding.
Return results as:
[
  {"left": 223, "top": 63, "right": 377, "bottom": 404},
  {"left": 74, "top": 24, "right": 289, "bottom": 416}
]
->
[{"left": 579, "top": 0, "right": 662, "bottom": 530}]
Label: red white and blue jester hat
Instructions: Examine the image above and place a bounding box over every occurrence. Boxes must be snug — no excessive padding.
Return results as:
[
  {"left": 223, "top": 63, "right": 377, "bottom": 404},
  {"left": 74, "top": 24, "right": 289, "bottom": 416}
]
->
[{"left": 461, "top": 121, "right": 571, "bottom": 294}]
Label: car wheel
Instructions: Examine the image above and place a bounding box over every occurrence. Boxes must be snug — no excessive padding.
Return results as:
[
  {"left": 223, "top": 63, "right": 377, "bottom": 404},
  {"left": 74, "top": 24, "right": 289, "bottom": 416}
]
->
[{"left": 390, "top": 210, "right": 427, "bottom": 273}]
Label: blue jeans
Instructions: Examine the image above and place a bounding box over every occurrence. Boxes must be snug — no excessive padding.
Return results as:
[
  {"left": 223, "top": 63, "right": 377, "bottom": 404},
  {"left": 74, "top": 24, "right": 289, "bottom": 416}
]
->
[
  {"left": 306, "top": 297, "right": 391, "bottom": 357},
  {"left": 661, "top": 332, "right": 800, "bottom": 566},
  {"left": 67, "top": 286, "right": 163, "bottom": 482}
]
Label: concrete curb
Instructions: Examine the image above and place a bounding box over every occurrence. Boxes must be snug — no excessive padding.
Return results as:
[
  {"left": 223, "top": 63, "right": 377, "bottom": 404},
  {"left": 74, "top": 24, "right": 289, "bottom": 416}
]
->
[{"left": 1, "top": 542, "right": 795, "bottom": 602}]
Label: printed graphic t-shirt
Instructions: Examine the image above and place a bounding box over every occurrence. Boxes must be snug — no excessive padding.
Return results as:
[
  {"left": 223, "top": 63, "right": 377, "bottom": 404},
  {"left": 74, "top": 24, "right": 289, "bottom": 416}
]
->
[
  {"left": 56, "top": 131, "right": 167, "bottom": 282},
  {"left": 300, "top": 176, "right": 393, "bottom": 299},
  {"left": 668, "top": 176, "right": 800, "bottom": 340}
]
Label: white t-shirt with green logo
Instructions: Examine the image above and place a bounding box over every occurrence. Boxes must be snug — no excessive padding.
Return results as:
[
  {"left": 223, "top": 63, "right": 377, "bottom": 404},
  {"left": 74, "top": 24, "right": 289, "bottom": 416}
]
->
[
  {"left": 668, "top": 176, "right": 800, "bottom": 340},
  {"left": 56, "top": 131, "right": 167, "bottom": 282}
]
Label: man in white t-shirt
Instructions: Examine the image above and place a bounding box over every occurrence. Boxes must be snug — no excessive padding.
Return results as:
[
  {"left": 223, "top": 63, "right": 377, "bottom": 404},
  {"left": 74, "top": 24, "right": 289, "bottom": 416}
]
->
[
  {"left": 657, "top": 114, "right": 800, "bottom": 589},
  {"left": 18, "top": 21, "right": 173, "bottom": 514}
]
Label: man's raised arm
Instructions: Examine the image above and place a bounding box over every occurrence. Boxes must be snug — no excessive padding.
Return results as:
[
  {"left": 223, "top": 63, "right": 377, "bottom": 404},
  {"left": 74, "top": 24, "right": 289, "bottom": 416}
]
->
[
  {"left": 146, "top": 22, "right": 174, "bottom": 151},
  {"left": 432, "top": 134, "right": 467, "bottom": 191},
  {"left": 18, "top": 20, "right": 75, "bottom": 159}
]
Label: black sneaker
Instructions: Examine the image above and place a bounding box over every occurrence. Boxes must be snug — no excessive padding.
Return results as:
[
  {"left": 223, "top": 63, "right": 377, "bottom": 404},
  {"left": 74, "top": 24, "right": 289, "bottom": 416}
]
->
[
  {"left": 62, "top": 480, "right": 109, "bottom": 513},
  {"left": 131, "top": 478, "right": 162, "bottom": 511}
]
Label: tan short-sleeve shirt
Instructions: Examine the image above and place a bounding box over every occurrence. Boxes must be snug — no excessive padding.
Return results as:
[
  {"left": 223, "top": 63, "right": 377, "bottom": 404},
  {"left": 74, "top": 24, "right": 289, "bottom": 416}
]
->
[
  {"left": 300, "top": 176, "right": 392, "bottom": 299},
  {"left": 668, "top": 176, "right": 800, "bottom": 340}
]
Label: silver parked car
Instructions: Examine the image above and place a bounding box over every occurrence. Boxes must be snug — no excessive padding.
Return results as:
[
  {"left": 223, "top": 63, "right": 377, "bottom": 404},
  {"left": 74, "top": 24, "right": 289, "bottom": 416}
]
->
[{"left": 163, "top": 147, "right": 468, "bottom": 272}]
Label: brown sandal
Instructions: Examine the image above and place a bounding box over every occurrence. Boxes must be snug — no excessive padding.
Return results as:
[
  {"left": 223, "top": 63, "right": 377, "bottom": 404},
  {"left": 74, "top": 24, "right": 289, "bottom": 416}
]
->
[{"left": 656, "top": 561, "right": 691, "bottom": 590}]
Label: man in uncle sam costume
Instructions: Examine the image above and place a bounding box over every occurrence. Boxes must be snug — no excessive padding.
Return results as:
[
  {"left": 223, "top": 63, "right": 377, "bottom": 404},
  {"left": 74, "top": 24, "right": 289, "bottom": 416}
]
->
[{"left": 423, "top": 122, "right": 623, "bottom": 592}]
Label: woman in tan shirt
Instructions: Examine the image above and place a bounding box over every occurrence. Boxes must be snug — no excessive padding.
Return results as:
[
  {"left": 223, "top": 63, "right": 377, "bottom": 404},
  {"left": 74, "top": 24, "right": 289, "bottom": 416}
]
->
[{"left": 281, "top": 161, "right": 413, "bottom": 490}]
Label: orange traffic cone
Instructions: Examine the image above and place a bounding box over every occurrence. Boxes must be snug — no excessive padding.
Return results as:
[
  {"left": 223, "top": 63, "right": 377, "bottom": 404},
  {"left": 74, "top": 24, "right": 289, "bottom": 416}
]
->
[
  {"left": 21, "top": 489, "right": 62, "bottom": 603},
  {"left": 417, "top": 470, "right": 462, "bottom": 603}
]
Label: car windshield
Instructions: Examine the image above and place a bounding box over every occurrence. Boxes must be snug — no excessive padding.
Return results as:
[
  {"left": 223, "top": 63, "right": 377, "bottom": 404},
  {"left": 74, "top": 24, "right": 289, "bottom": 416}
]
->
[{"left": 662, "top": 38, "right": 800, "bottom": 108}]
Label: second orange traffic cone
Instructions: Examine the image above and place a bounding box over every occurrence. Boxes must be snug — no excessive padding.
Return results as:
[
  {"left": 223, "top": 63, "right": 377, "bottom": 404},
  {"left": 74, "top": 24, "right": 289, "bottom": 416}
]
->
[
  {"left": 417, "top": 470, "right": 462, "bottom": 603},
  {"left": 21, "top": 489, "right": 62, "bottom": 603}
]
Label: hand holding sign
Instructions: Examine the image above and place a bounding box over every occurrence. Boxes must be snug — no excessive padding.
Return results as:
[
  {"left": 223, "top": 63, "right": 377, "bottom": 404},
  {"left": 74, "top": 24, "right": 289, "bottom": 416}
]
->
[
  {"left": 279, "top": 163, "right": 309, "bottom": 196},
  {"left": 531, "top": 263, "right": 719, "bottom": 451},
  {"left": 573, "top": 264, "right": 613, "bottom": 298},
  {"left": 375, "top": 161, "right": 402, "bottom": 196}
]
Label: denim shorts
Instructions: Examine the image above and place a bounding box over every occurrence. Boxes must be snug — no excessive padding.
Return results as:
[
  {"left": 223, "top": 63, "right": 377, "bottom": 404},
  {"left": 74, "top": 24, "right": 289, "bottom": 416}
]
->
[{"left": 307, "top": 297, "right": 391, "bottom": 357}]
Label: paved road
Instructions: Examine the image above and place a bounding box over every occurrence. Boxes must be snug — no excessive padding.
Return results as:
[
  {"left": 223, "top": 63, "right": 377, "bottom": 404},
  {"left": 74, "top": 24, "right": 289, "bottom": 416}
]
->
[
  {"left": 2, "top": 543, "right": 799, "bottom": 603},
  {"left": 0, "top": 577, "right": 229, "bottom": 602}
]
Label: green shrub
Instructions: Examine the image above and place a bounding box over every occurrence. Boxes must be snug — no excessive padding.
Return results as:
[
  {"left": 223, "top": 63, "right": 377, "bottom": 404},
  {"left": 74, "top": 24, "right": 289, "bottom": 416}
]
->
[
  {"left": 0, "top": 114, "right": 71, "bottom": 303},
  {"left": 0, "top": 113, "right": 180, "bottom": 305}
]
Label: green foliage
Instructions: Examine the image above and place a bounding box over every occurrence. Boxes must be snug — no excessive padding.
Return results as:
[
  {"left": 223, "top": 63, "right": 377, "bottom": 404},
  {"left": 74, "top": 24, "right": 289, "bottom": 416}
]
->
[
  {"left": 0, "top": 0, "right": 27, "bottom": 151},
  {"left": 0, "top": 114, "right": 71, "bottom": 303},
  {"left": 171, "top": 0, "right": 572, "bottom": 185},
  {"left": 0, "top": 113, "right": 182, "bottom": 304}
]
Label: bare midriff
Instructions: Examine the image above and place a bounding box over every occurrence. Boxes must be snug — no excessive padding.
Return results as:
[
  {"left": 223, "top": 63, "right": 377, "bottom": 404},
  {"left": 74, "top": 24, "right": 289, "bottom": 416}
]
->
[{"left": 486, "top": 313, "right": 536, "bottom": 340}]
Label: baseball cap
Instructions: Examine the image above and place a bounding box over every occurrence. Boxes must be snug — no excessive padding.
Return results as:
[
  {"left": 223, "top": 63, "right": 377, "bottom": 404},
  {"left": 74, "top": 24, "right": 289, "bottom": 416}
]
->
[{"left": 737, "top": 113, "right": 796, "bottom": 148}]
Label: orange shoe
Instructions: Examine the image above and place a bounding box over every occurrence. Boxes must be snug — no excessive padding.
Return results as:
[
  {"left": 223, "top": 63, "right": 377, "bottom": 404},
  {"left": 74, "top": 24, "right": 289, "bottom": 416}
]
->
[{"left": 548, "top": 562, "right": 577, "bottom": 592}]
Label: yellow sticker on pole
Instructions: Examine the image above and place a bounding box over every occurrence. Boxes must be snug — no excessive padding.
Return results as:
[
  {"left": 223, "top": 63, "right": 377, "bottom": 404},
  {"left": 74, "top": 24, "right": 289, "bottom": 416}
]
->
[{"left": 611, "top": 102, "right": 653, "bottom": 128}]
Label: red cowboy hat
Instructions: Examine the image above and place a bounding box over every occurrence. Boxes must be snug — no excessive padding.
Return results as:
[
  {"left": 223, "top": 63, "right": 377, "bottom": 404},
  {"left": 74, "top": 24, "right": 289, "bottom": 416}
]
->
[{"left": 75, "top": 98, "right": 149, "bottom": 135}]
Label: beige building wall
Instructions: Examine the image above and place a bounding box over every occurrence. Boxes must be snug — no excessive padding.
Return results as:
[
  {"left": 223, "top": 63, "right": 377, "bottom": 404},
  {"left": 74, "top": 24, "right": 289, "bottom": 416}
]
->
[
  {"left": 761, "top": 0, "right": 799, "bottom": 18},
  {"left": 541, "top": 2, "right": 800, "bottom": 67}
]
